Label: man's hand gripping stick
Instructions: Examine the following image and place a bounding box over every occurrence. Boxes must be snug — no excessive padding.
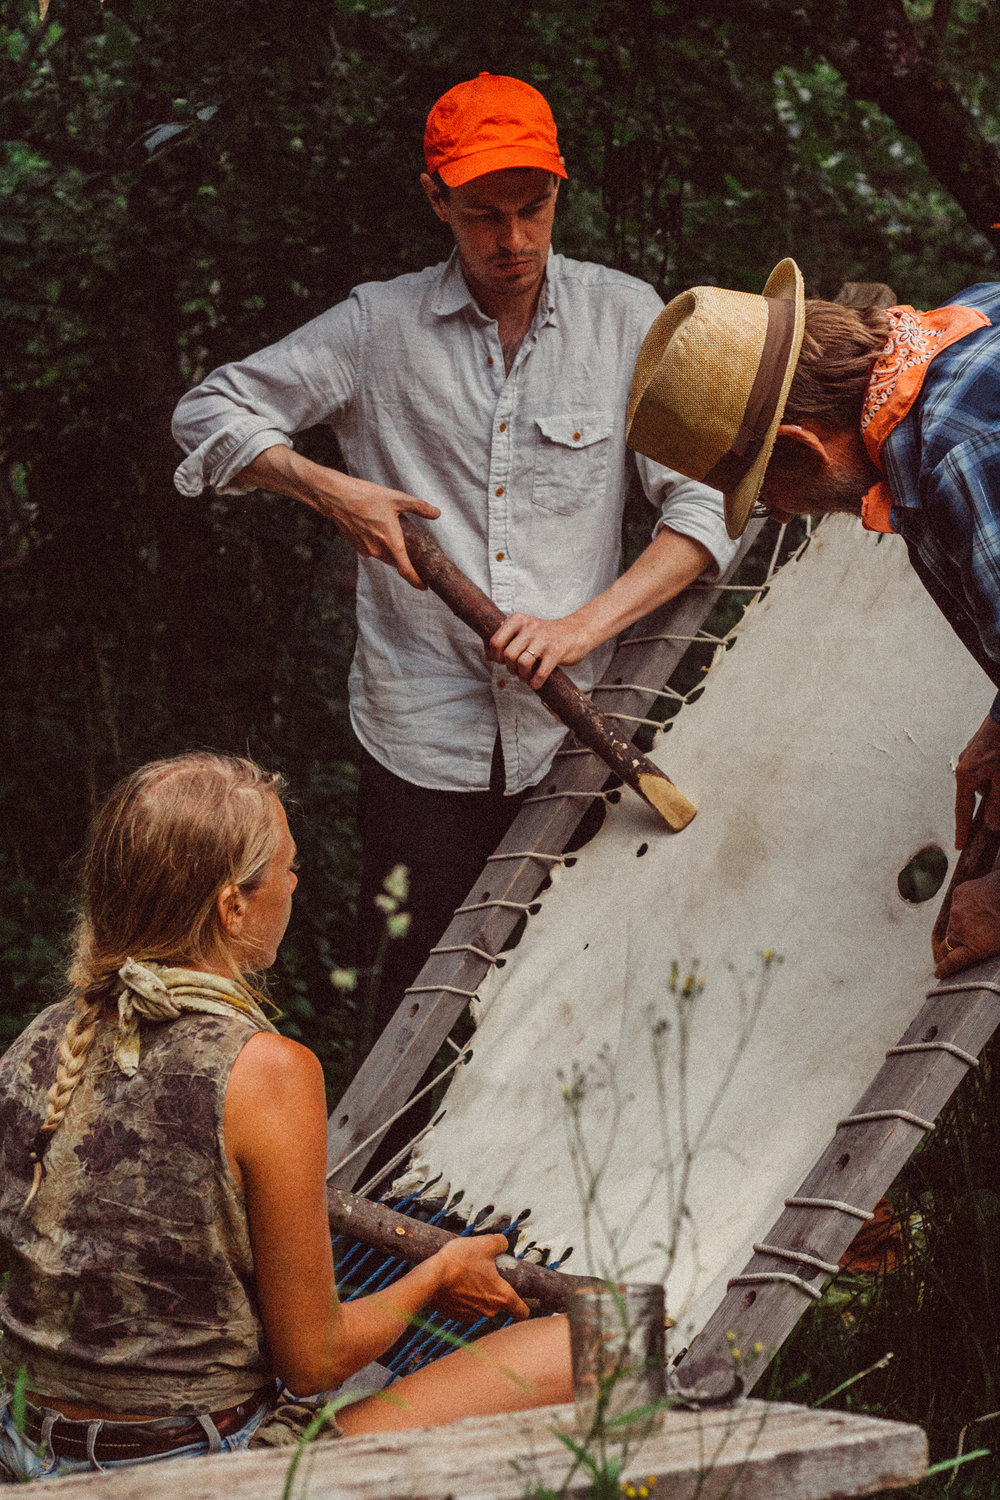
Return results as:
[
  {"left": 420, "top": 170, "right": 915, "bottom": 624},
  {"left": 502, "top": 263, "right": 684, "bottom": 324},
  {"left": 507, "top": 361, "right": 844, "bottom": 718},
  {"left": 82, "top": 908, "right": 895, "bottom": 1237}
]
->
[{"left": 399, "top": 517, "right": 697, "bottom": 830}]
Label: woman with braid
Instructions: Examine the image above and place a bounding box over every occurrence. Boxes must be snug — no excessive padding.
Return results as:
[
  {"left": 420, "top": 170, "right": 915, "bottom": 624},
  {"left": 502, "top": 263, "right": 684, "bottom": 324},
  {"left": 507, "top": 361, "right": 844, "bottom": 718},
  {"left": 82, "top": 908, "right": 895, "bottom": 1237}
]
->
[{"left": 0, "top": 752, "right": 570, "bottom": 1479}]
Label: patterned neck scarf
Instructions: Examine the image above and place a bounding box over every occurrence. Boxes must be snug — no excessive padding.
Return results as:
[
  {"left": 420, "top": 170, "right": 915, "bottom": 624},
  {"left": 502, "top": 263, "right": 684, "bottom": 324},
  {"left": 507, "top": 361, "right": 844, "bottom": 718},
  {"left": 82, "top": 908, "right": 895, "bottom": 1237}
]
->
[
  {"left": 113, "top": 958, "right": 279, "bottom": 1077},
  {"left": 859, "top": 303, "right": 990, "bottom": 533}
]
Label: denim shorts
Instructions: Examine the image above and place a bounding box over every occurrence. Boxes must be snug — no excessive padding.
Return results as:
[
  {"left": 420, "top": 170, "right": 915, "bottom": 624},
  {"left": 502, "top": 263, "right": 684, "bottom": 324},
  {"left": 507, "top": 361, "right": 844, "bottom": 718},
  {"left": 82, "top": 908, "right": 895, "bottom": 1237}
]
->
[{"left": 0, "top": 1388, "right": 273, "bottom": 1481}]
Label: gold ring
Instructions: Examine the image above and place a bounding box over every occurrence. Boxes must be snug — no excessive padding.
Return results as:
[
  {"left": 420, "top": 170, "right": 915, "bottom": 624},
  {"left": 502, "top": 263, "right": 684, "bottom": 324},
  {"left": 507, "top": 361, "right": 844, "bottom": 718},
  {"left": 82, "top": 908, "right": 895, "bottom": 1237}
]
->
[{"left": 942, "top": 936, "right": 955, "bottom": 953}]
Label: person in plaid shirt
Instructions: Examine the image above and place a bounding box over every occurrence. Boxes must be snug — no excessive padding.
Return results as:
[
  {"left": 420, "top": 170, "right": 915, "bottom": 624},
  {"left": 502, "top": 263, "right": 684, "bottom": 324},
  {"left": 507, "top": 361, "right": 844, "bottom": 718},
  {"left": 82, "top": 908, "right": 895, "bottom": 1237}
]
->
[{"left": 626, "top": 263, "right": 1000, "bottom": 979}]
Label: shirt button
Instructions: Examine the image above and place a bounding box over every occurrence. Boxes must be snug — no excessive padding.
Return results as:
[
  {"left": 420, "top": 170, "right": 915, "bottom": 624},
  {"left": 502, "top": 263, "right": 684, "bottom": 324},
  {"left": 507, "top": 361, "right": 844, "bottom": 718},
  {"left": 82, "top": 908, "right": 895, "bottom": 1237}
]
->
[
  {"left": 487, "top": 355, "right": 494, "bottom": 366},
  {"left": 495, "top": 486, "right": 504, "bottom": 497},
  {"left": 498, "top": 422, "right": 507, "bottom": 432},
  {"left": 496, "top": 552, "right": 505, "bottom": 562},
  {"left": 573, "top": 431, "right": 582, "bottom": 442}
]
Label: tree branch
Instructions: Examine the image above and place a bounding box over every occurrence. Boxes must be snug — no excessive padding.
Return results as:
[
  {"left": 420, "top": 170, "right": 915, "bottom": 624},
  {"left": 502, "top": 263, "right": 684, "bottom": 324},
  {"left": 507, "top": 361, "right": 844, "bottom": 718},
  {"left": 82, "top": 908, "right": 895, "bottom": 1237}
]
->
[{"left": 819, "top": 0, "right": 1000, "bottom": 255}]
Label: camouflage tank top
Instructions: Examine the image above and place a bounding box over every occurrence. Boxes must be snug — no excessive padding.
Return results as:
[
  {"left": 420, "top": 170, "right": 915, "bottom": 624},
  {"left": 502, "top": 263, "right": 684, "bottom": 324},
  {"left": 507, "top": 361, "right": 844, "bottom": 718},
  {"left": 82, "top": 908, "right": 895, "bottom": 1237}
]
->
[{"left": 0, "top": 994, "right": 273, "bottom": 1415}]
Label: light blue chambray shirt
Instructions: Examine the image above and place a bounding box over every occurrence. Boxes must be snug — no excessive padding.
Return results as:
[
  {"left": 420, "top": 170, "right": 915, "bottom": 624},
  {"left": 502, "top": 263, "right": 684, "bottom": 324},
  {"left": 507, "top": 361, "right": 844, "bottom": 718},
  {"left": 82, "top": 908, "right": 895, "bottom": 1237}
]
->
[{"left": 173, "top": 251, "right": 735, "bottom": 793}]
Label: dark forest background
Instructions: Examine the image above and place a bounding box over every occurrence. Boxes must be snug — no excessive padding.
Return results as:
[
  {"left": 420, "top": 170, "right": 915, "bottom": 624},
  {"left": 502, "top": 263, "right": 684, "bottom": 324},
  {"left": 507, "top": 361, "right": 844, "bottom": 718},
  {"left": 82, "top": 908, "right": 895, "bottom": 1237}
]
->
[{"left": 3, "top": 2, "right": 1000, "bottom": 1489}]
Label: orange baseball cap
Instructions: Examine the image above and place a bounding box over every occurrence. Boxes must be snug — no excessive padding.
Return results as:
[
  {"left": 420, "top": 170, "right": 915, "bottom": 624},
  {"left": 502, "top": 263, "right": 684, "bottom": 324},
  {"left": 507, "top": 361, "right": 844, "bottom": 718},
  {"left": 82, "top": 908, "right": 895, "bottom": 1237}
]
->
[{"left": 424, "top": 73, "right": 568, "bottom": 189}]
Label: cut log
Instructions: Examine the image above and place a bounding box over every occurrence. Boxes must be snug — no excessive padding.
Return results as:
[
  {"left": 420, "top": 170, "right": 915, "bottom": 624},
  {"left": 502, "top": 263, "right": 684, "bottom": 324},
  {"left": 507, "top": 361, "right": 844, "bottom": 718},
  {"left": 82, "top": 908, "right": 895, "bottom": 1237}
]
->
[
  {"left": 23, "top": 1400, "right": 928, "bottom": 1500},
  {"left": 327, "top": 1185, "right": 602, "bottom": 1312},
  {"left": 399, "top": 516, "right": 696, "bottom": 831}
]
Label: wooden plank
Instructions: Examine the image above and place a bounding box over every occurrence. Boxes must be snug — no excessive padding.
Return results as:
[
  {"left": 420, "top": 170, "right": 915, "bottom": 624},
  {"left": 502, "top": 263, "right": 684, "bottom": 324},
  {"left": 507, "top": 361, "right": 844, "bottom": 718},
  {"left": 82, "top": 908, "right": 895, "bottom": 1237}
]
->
[
  {"left": 23, "top": 1399, "right": 926, "bottom": 1500},
  {"left": 326, "top": 523, "right": 765, "bottom": 1188},
  {"left": 683, "top": 956, "right": 1000, "bottom": 1398}
]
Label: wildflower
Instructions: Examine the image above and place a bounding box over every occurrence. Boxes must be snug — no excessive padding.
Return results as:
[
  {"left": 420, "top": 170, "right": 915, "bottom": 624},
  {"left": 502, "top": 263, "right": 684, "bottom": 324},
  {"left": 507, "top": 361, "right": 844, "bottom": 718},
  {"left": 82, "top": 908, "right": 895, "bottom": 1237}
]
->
[
  {"left": 329, "top": 967, "right": 357, "bottom": 992},
  {"left": 383, "top": 863, "right": 410, "bottom": 902},
  {"left": 374, "top": 892, "right": 397, "bottom": 913},
  {"left": 753, "top": 1342, "right": 764, "bottom": 1355},
  {"left": 726, "top": 1330, "right": 736, "bottom": 1343},
  {"left": 386, "top": 912, "right": 411, "bottom": 939}
]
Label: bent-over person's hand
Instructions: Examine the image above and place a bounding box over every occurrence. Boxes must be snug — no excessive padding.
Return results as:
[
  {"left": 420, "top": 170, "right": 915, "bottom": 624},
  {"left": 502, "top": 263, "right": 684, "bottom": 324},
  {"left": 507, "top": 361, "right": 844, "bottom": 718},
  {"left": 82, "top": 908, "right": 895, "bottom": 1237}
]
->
[
  {"left": 954, "top": 714, "right": 1000, "bottom": 848},
  {"left": 934, "top": 868, "right": 1000, "bottom": 978},
  {"left": 487, "top": 612, "right": 595, "bottom": 689},
  {"left": 428, "top": 1233, "right": 530, "bottom": 1323}
]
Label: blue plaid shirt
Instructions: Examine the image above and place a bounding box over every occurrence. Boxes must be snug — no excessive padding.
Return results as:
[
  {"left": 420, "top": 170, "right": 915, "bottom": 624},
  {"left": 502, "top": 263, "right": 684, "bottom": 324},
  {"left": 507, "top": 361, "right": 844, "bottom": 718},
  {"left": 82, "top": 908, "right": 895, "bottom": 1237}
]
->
[{"left": 882, "top": 283, "right": 1000, "bottom": 718}]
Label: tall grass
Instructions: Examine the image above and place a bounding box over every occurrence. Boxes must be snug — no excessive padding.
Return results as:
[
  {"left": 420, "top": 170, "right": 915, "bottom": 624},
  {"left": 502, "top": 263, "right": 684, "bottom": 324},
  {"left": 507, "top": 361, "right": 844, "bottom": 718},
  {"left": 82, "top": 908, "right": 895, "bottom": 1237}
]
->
[{"left": 765, "top": 1035, "right": 1000, "bottom": 1497}]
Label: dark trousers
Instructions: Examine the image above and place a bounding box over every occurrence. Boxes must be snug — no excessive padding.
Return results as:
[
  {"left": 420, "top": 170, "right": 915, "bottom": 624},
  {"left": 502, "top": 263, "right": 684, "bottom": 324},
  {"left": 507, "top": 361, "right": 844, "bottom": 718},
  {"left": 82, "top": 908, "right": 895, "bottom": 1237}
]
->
[
  {"left": 353, "top": 744, "right": 530, "bottom": 1177},
  {"left": 355, "top": 743, "right": 530, "bottom": 1058}
]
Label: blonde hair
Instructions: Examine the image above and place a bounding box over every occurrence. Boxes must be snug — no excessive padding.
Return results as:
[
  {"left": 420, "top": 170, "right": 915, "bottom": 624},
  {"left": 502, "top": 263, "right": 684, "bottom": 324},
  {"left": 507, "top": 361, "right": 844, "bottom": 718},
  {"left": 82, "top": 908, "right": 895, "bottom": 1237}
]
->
[
  {"left": 25, "top": 753, "right": 287, "bottom": 1199},
  {"left": 784, "top": 299, "right": 891, "bottom": 432}
]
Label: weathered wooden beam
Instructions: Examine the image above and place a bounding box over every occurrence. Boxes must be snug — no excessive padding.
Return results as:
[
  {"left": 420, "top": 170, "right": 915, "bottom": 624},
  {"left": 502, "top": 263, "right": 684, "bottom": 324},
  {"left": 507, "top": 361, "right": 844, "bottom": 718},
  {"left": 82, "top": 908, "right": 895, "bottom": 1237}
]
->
[
  {"left": 683, "top": 954, "right": 1000, "bottom": 1399},
  {"left": 326, "top": 524, "right": 763, "bottom": 1187},
  {"left": 400, "top": 516, "right": 696, "bottom": 829},
  {"left": 327, "top": 1186, "right": 603, "bottom": 1311},
  {"left": 23, "top": 1400, "right": 927, "bottom": 1499}
]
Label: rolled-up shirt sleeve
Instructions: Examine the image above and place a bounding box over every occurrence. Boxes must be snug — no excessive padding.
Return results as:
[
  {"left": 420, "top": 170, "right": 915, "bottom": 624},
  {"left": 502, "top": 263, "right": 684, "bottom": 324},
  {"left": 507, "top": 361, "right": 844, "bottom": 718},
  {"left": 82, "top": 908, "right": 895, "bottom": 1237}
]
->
[
  {"left": 172, "top": 296, "right": 362, "bottom": 497},
  {"left": 634, "top": 453, "right": 737, "bottom": 577}
]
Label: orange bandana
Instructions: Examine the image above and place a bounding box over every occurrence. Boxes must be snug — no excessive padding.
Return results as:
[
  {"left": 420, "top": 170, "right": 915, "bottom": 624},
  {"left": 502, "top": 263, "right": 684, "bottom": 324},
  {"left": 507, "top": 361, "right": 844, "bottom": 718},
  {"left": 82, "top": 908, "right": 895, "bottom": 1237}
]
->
[{"left": 859, "top": 303, "right": 990, "bottom": 533}]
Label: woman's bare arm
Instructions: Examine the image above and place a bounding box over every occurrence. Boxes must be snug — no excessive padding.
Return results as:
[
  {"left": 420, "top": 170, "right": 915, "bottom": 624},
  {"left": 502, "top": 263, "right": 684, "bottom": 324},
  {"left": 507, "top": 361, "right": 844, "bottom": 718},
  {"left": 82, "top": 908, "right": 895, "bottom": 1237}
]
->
[{"left": 225, "top": 1032, "right": 527, "bottom": 1395}]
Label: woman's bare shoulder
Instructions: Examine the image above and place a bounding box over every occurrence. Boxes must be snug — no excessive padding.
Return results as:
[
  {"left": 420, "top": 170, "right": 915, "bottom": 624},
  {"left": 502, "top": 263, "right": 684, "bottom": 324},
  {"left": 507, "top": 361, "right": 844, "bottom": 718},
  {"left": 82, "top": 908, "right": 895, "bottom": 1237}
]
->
[{"left": 229, "top": 1030, "right": 323, "bottom": 1099}]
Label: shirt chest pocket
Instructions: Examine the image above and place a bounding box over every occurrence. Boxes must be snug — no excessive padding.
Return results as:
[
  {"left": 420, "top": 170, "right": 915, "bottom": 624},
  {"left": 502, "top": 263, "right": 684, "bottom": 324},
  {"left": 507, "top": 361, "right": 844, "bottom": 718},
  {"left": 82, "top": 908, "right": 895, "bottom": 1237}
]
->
[{"left": 531, "top": 412, "right": 616, "bottom": 515}]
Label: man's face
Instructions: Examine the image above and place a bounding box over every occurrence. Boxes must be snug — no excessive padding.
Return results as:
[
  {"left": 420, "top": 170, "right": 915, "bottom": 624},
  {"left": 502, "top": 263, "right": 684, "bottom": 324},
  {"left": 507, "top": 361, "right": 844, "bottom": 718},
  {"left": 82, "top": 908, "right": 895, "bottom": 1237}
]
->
[
  {"left": 422, "top": 167, "right": 558, "bottom": 304},
  {"left": 758, "top": 424, "right": 880, "bottom": 524}
]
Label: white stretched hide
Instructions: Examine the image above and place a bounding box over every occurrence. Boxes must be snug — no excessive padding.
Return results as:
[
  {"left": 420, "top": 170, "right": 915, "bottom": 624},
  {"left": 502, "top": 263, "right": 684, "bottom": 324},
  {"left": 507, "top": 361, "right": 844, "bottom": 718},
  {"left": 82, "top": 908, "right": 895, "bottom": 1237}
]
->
[{"left": 405, "top": 518, "right": 993, "bottom": 1348}]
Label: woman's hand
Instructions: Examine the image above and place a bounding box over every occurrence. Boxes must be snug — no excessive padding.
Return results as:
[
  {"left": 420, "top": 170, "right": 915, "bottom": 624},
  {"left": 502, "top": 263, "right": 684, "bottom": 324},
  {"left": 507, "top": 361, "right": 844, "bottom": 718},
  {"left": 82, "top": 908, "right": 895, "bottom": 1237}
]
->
[
  {"left": 487, "top": 613, "right": 595, "bottom": 689},
  {"left": 428, "top": 1234, "right": 530, "bottom": 1322}
]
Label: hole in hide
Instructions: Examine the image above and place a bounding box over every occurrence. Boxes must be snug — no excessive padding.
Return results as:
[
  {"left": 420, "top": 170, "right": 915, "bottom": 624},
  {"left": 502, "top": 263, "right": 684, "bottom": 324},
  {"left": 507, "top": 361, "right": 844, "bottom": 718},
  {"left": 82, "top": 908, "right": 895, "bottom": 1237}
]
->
[
  {"left": 408, "top": 1003, "right": 419, "bottom": 1017},
  {"left": 742, "top": 1290, "right": 757, "bottom": 1308},
  {"left": 337, "top": 1114, "right": 349, "bottom": 1129},
  {"left": 636, "top": 843, "right": 649, "bottom": 858},
  {"left": 897, "top": 845, "right": 949, "bottom": 903},
  {"left": 565, "top": 798, "right": 606, "bottom": 852},
  {"left": 835, "top": 1153, "right": 850, "bottom": 1171},
  {"left": 501, "top": 913, "right": 528, "bottom": 952},
  {"left": 922, "top": 1025, "right": 939, "bottom": 1043}
]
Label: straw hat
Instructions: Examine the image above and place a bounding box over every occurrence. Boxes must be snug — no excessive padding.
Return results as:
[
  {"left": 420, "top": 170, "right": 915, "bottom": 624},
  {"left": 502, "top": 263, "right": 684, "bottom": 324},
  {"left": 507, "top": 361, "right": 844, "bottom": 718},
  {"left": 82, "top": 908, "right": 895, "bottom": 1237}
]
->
[{"left": 626, "top": 258, "right": 805, "bottom": 539}]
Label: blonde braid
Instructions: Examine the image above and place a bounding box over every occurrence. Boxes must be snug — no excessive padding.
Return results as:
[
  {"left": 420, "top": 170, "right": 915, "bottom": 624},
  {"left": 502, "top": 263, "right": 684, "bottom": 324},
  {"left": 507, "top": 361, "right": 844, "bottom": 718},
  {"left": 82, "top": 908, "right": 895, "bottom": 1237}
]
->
[
  {"left": 23, "top": 751, "right": 288, "bottom": 1210},
  {"left": 22, "top": 987, "right": 108, "bottom": 1212}
]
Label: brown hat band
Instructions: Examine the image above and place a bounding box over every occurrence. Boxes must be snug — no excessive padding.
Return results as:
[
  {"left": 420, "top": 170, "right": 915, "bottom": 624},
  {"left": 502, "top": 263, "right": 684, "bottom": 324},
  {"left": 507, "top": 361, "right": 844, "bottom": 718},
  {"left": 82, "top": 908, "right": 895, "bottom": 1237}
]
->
[{"left": 702, "top": 297, "right": 796, "bottom": 493}]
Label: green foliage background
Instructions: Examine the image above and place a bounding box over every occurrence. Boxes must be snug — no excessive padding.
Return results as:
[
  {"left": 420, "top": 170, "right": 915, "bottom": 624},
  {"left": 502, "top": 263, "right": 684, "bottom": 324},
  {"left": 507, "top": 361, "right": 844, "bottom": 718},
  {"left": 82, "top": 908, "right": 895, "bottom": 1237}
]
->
[{"left": 2, "top": 1, "right": 999, "bottom": 1486}]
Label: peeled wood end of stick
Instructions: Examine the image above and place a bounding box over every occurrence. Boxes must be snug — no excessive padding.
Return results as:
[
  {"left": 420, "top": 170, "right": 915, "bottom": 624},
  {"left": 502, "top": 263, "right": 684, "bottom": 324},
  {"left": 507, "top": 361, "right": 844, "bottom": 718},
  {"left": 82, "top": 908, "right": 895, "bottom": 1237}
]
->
[{"left": 637, "top": 771, "right": 697, "bottom": 831}]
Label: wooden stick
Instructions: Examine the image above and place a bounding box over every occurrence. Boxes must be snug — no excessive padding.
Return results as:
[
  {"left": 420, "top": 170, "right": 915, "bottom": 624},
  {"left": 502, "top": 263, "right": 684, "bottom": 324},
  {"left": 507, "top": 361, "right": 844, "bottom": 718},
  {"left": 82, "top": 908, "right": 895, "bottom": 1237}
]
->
[
  {"left": 399, "top": 517, "right": 696, "bottom": 830},
  {"left": 328, "top": 1184, "right": 603, "bottom": 1312}
]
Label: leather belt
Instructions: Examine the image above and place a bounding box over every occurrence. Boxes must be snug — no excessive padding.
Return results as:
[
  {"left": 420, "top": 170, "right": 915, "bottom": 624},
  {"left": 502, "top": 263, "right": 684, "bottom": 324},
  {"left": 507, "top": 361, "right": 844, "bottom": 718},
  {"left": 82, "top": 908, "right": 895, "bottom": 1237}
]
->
[{"left": 21, "top": 1382, "right": 277, "bottom": 1462}]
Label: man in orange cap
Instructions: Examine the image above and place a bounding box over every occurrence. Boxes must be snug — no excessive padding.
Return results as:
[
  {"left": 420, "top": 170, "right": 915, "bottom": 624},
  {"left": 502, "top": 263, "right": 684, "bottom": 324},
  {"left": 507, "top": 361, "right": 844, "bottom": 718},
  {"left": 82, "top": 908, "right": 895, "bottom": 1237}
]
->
[{"left": 173, "top": 75, "right": 732, "bottom": 1056}]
